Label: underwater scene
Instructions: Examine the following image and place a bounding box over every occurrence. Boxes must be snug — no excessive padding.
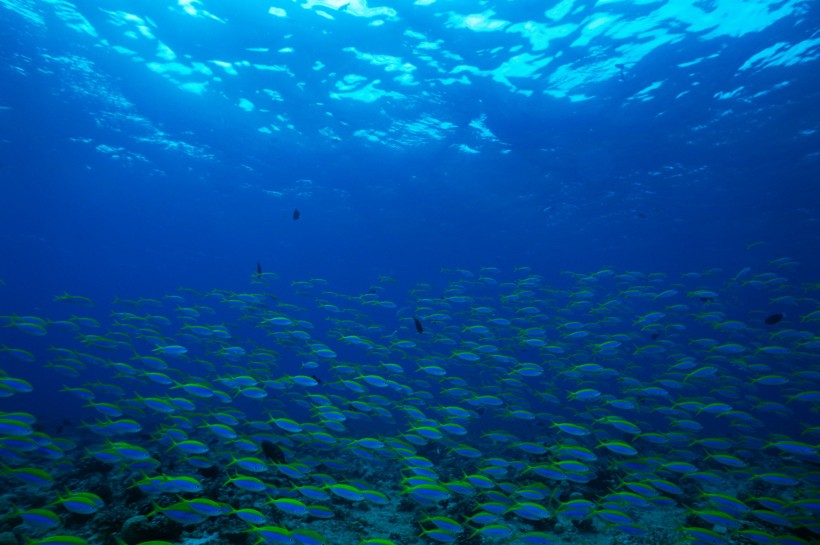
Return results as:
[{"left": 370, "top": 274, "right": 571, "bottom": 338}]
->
[{"left": 1, "top": 2, "right": 819, "bottom": 545}]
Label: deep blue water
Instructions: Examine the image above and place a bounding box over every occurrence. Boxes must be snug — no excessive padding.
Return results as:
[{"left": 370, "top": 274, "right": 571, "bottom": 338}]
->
[
  {"left": 1, "top": 2, "right": 820, "bottom": 545},
  {"left": 1, "top": 0, "right": 818, "bottom": 309}
]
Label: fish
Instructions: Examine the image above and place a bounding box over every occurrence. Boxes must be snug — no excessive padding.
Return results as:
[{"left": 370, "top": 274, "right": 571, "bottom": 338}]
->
[
  {"left": 53, "top": 293, "right": 95, "bottom": 307},
  {"left": 3, "top": 261, "right": 819, "bottom": 545},
  {"left": 764, "top": 312, "right": 784, "bottom": 325},
  {"left": 257, "top": 261, "right": 262, "bottom": 276},
  {"left": 293, "top": 208, "right": 300, "bottom": 220},
  {"left": 260, "top": 440, "right": 287, "bottom": 464}
]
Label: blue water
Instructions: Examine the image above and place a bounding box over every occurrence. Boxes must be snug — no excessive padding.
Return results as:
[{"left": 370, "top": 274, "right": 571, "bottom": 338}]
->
[{"left": 1, "top": 2, "right": 819, "bottom": 545}]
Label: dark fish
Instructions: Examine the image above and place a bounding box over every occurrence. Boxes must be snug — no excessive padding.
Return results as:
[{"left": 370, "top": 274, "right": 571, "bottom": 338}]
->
[
  {"left": 260, "top": 440, "right": 286, "bottom": 464},
  {"left": 257, "top": 261, "right": 262, "bottom": 276},
  {"left": 293, "top": 208, "right": 300, "bottom": 221},
  {"left": 764, "top": 313, "right": 784, "bottom": 325},
  {"left": 311, "top": 374, "right": 322, "bottom": 385},
  {"left": 413, "top": 316, "right": 424, "bottom": 334}
]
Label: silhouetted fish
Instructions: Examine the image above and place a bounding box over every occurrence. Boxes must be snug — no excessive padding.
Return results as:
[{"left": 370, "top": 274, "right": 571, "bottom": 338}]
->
[
  {"left": 413, "top": 316, "right": 424, "bottom": 334},
  {"left": 257, "top": 261, "right": 262, "bottom": 276},
  {"left": 293, "top": 208, "right": 300, "bottom": 221},
  {"left": 261, "top": 440, "right": 286, "bottom": 464},
  {"left": 764, "top": 313, "right": 784, "bottom": 325}
]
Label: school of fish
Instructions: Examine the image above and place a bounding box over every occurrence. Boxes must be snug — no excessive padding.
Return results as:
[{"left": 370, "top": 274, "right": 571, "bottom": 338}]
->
[{"left": 0, "top": 259, "right": 819, "bottom": 545}]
